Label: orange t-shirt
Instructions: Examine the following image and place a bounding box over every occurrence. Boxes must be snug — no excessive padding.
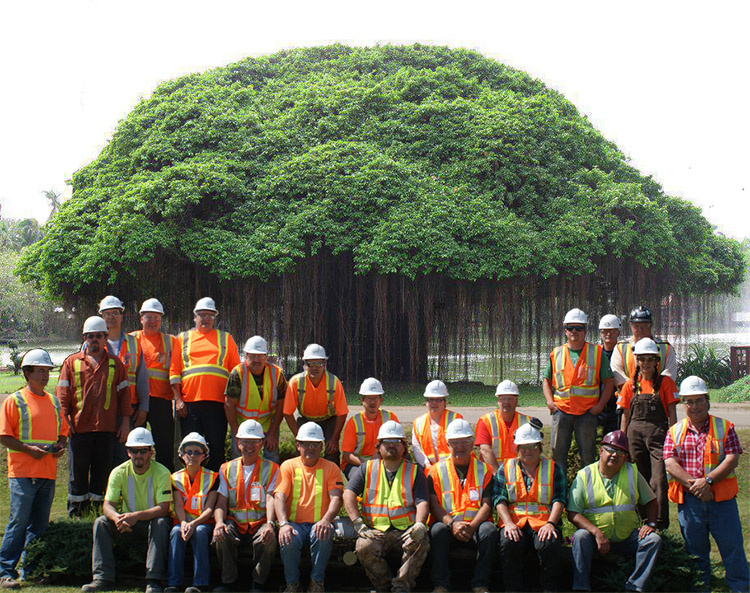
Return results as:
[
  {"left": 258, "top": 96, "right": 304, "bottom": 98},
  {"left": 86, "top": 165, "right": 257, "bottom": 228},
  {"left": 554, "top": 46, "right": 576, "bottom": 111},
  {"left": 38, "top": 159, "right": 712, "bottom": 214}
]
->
[
  {"left": 617, "top": 376, "right": 679, "bottom": 413},
  {"left": 282, "top": 373, "right": 348, "bottom": 418},
  {"left": 340, "top": 410, "right": 399, "bottom": 471},
  {"left": 0, "top": 387, "right": 68, "bottom": 479},
  {"left": 133, "top": 331, "right": 178, "bottom": 399},
  {"left": 275, "top": 457, "right": 343, "bottom": 524}
]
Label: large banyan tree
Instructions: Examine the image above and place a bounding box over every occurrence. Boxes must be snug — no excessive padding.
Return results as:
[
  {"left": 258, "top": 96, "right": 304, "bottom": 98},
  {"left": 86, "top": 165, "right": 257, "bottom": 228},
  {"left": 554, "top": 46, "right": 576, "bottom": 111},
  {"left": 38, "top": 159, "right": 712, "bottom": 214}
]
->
[{"left": 19, "top": 45, "right": 745, "bottom": 382}]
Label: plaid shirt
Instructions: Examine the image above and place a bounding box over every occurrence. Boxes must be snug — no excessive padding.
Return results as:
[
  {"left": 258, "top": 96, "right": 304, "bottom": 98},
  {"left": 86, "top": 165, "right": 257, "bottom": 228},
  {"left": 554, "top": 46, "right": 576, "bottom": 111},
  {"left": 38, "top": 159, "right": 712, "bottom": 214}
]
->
[{"left": 663, "top": 417, "right": 742, "bottom": 478}]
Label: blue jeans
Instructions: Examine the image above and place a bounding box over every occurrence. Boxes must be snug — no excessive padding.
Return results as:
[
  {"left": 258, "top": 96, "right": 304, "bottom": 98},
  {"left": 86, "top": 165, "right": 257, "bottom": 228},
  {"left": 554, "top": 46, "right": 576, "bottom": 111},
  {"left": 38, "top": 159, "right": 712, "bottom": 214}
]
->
[
  {"left": 678, "top": 495, "right": 750, "bottom": 592},
  {"left": 0, "top": 478, "right": 55, "bottom": 580},
  {"left": 168, "top": 523, "right": 212, "bottom": 587},
  {"left": 279, "top": 522, "right": 333, "bottom": 585},
  {"left": 572, "top": 528, "right": 661, "bottom": 592},
  {"left": 551, "top": 409, "right": 598, "bottom": 477}
]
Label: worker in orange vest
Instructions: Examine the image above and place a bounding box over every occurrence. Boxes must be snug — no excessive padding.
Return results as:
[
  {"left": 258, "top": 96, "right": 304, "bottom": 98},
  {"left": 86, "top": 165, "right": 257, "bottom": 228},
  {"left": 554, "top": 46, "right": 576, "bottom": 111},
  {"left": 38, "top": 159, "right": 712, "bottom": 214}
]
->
[
  {"left": 411, "top": 380, "right": 463, "bottom": 473},
  {"left": 542, "top": 308, "right": 614, "bottom": 476},
  {"left": 475, "top": 380, "right": 531, "bottom": 472},
  {"left": 170, "top": 297, "right": 241, "bottom": 472}
]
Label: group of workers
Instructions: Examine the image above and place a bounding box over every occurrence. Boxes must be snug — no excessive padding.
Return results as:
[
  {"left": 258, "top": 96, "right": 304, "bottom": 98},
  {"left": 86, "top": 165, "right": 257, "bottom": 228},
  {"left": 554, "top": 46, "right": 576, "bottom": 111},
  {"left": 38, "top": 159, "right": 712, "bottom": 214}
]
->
[{"left": 0, "top": 296, "right": 747, "bottom": 593}]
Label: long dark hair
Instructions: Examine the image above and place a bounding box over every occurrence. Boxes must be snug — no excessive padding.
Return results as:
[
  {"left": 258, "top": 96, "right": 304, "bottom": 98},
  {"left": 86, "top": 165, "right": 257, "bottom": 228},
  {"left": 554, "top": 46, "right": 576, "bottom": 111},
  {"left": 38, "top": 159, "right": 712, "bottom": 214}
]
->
[{"left": 633, "top": 360, "right": 663, "bottom": 397}]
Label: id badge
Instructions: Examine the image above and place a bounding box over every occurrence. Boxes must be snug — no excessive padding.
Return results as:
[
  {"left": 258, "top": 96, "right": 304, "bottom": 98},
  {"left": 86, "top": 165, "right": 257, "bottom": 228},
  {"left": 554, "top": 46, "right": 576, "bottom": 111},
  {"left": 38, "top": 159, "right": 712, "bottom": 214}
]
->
[
  {"left": 191, "top": 496, "right": 200, "bottom": 509},
  {"left": 250, "top": 482, "right": 262, "bottom": 502},
  {"left": 577, "top": 365, "right": 589, "bottom": 380},
  {"left": 469, "top": 488, "right": 480, "bottom": 502},
  {"left": 157, "top": 352, "right": 166, "bottom": 364}
]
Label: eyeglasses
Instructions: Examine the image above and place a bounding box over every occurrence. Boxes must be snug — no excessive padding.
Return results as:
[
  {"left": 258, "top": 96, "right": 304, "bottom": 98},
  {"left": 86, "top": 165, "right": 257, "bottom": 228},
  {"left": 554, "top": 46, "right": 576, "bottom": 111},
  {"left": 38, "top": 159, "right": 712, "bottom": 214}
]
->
[
  {"left": 602, "top": 445, "right": 626, "bottom": 457},
  {"left": 101, "top": 310, "right": 122, "bottom": 317},
  {"left": 196, "top": 312, "right": 216, "bottom": 319},
  {"left": 86, "top": 333, "right": 105, "bottom": 340},
  {"left": 517, "top": 444, "right": 540, "bottom": 451},
  {"left": 381, "top": 439, "right": 403, "bottom": 444},
  {"left": 129, "top": 448, "right": 151, "bottom": 455},
  {"left": 565, "top": 326, "right": 585, "bottom": 332},
  {"left": 636, "top": 355, "right": 659, "bottom": 362},
  {"left": 183, "top": 449, "right": 205, "bottom": 456},
  {"left": 297, "top": 441, "right": 321, "bottom": 448},
  {"left": 305, "top": 361, "right": 325, "bottom": 368},
  {"left": 682, "top": 397, "right": 707, "bottom": 406}
]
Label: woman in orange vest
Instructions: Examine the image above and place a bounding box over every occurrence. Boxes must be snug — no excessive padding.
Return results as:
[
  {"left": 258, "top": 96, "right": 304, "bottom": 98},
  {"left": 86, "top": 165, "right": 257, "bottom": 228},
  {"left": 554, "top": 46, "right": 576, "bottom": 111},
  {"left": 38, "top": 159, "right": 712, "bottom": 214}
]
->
[
  {"left": 166, "top": 432, "right": 218, "bottom": 593},
  {"left": 411, "top": 380, "right": 463, "bottom": 473}
]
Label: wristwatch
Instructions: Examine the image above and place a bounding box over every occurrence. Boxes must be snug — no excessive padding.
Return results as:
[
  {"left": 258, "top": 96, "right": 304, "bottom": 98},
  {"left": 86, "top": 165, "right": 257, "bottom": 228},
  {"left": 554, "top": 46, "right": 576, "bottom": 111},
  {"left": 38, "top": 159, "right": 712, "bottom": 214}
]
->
[
  {"left": 705, "top": 476, "right": 714, "bottom": 486},
  {"left": 646, "top": 521, "right": 657, "bottom": 528},
  {"left": 278, "top": 520, "right": 289, "bottom": 527}
]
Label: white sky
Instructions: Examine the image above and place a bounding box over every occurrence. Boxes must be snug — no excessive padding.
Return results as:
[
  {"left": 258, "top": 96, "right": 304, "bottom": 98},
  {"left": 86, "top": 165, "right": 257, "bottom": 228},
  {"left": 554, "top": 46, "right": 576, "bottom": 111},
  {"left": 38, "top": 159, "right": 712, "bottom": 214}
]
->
[{"left": 1, "top": 0, "right": 748, "bottom": 239}]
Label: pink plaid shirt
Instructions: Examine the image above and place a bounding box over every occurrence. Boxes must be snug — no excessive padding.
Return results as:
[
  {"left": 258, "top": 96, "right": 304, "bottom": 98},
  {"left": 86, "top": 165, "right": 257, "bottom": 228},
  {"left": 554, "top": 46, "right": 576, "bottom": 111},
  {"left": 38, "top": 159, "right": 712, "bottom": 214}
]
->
[{"left": 663, "top": 416, "right": 742, "bottom": 478}]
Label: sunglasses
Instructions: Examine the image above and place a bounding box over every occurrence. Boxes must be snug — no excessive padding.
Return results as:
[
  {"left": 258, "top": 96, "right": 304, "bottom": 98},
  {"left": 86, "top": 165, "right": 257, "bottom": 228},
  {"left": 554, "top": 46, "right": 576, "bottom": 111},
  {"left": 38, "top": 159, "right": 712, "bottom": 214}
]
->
[
  {"left": 129, "top": 447, "right": 151, "bottom": 455},
  {"left": 86, "top": 333, "right": 106, "bottom": 340},
  {"left": 602, "top": 445, "right": 626, "bottom": 457},
  {"left": 305, "top": 361, "right": 325, "bottom": 368},
  {"left": 183, "top": 449, "right": 205, "bottom": 456},
  {"left": 565, "top": 326, "right": 586, "bottom": 332}
]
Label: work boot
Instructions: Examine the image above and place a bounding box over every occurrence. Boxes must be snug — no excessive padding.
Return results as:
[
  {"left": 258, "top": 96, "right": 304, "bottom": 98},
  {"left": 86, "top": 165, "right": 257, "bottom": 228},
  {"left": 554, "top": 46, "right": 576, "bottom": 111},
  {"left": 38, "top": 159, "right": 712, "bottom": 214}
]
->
[
  {"left": 308, "top": 581, "right": 324, "bottom": 593},
  {"left": 0, "top": 577, "right": 20, "bottom": 590},
  {"left": 163, "top": 588, "right": 181, "bottom": 593},
  {"left": 145, "top": 581, "right": 163, "bottom": 593},
  {"left": 283, "top": 583, "right": 299, "bottom": 593},
  {"left": 81, "top": 580, "right": 114, "bottom": 592}
]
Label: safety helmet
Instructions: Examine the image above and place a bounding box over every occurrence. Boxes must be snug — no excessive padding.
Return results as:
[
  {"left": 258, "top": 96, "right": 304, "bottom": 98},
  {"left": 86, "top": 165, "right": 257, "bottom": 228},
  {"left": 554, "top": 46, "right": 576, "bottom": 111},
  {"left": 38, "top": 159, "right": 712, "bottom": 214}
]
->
[
  {"left": 679, "top": 375, "right": 709, "bottom": 397},
  {"left": 359, "top": 377, "right": 384, "bottom": 396},
  {"left": 98, "top": 295, "right": 124, "bottom": 313},
  {"left": 629, "top": 305, "right": 653, "bottom": 323},
  {"left": 446, "top": 418, "right": 474, "bottom": 440},
  {"left": 125, "top": 427, "right": 155, "bottom": 448},
  {"left": 563, "top": 308, "right": 588, "bottom": 325},
  {"left": 139, "top": 298, "right": 164, "bottom": 315},
  {"left": 82, "top": 316, "right": 108, "bottom": 335},
  {"left": 601, "top": 430, "right": 629, "bottom": 452},
  {"left": 178, "top": 432, "right": 209, "bottom": 456},
  {"left": 302, "top": 343, "right": 328, "bottom": 361},
  {"left": 297, "top": 422, "right": 325, "bottom": 442},
  {"left": 377, "top": 420, "right": 406, "bottom": 440},
  {"left": 236, "top": 419, "right": 265, "bottom": 440},
  {"left": 599, "top": 314, "right": 622, "bottom": 330},
  {"left": 424, "top": 380, "right": 449, "bottom": 398},
  {"left": 495, "top": 379, "right": 519, "bottom": 396},
  {"left": 193, "top": 297, "right": 218, "bottom": 314},
  {"left": 243, "top": 335, "right": 268, "bottom": 355},
  {"left": 633, "top": 338, "right": 660, "bottom": 356},
  {"left": 514, "top": 422, "right": 543, "bottom": 445},
  {"left": 20, "top": 348, "right": 54, "bottom": 369}
]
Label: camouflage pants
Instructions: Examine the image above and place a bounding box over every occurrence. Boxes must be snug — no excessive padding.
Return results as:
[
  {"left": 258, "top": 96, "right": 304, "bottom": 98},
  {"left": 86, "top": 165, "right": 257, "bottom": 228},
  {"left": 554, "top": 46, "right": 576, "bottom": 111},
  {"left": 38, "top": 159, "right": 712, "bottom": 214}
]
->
[{"left": 355, "top": 525, "right": 430, "bottom": 592}]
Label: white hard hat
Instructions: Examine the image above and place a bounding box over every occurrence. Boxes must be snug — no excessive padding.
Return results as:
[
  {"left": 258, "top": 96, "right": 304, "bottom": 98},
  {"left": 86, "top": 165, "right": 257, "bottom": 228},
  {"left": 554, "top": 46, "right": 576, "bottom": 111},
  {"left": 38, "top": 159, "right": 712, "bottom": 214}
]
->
[
  {"left": 599, "top": 314, "right": 622, "bottom": 330},
  {"left": 178, "top": 432, "right": 209, "bottom": 455},
  {"left": 633, "top": 338, "right": 660, "bottom": 356},
  {"left": 21, "top": 348, "right": 54, "bottom": 369},
  {"left": 125, "top": 427, "right": 155, "bottom": 448},
  {"left": 139, "top": 298, "right": 164, "bottom": 315},
  {"left": 495, "top": 380, "right": 519, "bottom": 396},
  {"left": 297, "top": 422, "right": 325, "bottom": 442},
  {"left": 98, "top": 295, "right": 124, "bottom": 312},
  {"left": 359, "top": 377, "right": 384, "bottom": 396},
  {"left": 377, "top": 420, "right": 405, "bottom": 440},
  {"left": 82, "top": 316, "right": 108, "bottom": 334},
  {"left": 303, "top": 343, "right": 328, "bottom": 361},
  {"left": 243, "top": 336, "right": 268, "bottom": 354},
  {"left": 236, "top": 419, "right": 265, "bottom": 440},
  {"left": 514, "top": 422, "right": 543, "bottom": 445},
  {"left": 446, "top": 418, "right": 474, "bottom": 440},
  {"left": 679, "top": 375, "right": 708, "bottom": 397},
  {"left": 193, "top": 297, "right": 218, "bottom": 314},
  {"left": 424, "top": 379, "right": 449, "bottom": 398},
  {"left": 563, "top": 308, "right": 588, "bottom": 325}
]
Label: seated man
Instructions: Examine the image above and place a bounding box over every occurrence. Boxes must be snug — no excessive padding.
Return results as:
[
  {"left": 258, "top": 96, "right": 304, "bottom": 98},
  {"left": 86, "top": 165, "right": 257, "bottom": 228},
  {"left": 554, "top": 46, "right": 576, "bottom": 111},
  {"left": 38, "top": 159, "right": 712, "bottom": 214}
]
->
[
  {"left": 429, "top": 419, "right": 496, "bottom": 593},
  {"left": 83, "top": 428, "right": 171, "bottom": 593},
  {"left": 567, "top": 430, "right": 661, "bottom": 593},
  {"left": 475, "top": 380, "right": 531, "bottom": 472},
  {"left": 212, "top": 420, "right": 279, "bottom": 592},
  {"left": 495, "top": 419, "right": 566, "bottom": 592},
  {"left": 275, "top": 422, "right": 343, "bottom": 593},
  {"left": 344, "top": 421, "right": 430, "bottom": 593}
]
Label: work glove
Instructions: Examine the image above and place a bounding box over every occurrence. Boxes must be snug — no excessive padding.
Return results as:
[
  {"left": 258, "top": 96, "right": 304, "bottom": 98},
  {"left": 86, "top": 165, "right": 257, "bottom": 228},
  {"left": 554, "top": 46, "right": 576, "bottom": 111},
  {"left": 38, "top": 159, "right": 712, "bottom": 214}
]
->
[
  {"left": 410, "top": 521, "right": 427, "bottom": 542},
  {"left": 353, "top": 517, "right": 369, "bottom": 536}
]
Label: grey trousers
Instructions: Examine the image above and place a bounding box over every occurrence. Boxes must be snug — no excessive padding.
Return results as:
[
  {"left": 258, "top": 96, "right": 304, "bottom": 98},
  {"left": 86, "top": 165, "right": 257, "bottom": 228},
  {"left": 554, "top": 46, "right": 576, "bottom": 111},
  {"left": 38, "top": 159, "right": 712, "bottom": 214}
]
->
[{"left": 213, "top": 521, "right": 277, "bottom": 586}]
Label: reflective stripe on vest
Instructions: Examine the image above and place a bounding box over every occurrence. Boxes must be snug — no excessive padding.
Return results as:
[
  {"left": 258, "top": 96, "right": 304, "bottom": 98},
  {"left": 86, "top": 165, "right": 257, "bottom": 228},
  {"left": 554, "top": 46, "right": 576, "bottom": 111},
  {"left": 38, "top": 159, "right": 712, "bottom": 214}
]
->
[
  {"left": 73, "top": 357, "right": 116, "bottom": 410},
  {"left": 504, "top": 457, "right": 554, "bottom": 529},
  {"left": 122, "top": 334, "right": 140, "bottom": 384},
  {"left": 361, "top": 459, "right": 417, "bottom": 531},
  {"left": 173, "top": 467, "right": 217, "bottom": 520},
  {"left": 486, "top": 411, "right": 530, "bottom": 462},
  {"left": 237, "top": 364, "right": 280, "bottom": 425},
  {"left": 224, "top": 457, "right": 276, "bottom": 530},
  {"left": 583, "top": 463, "right": 636, "bottom": 513},
  {"left": 290, "top": 466, "right": 323, "bottom": 523},
  {"left": 127, "top": 473, "right": 154, "bottom": 513},
  {"left": 180, "top": 330, "right": 231, "bottom": 380},
  {"left": 551, "top": 343, "right": 601, "bottom": 414},
  {"left": 140, "top": 332, "right": 172, "bottom": 382},
  {"left": 352, "top": 410, "right": 396, "bottom": 457},
  {"left": 618, "top": 339, "right": 670, "bottom": 379},
  {"left": 415, "top": 410, "right": 460, "bottom": 464},
  {"left": 295, "top": 371, "right": 336, "bottom": 421},
  {"left": 434, "top": 456, "right": 491, "bottom": 522},
  {"left": 579, "top": 462, "right": 640, "bottom": 541},
  {"left": 12, "top": 390, "right": 61, "bottom": 446}
]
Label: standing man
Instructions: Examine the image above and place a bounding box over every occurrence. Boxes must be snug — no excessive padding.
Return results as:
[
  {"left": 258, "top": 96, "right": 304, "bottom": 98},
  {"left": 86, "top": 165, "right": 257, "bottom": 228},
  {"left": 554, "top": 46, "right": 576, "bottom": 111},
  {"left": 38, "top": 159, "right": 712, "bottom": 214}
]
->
[
  {"left": 568, "top": 430, "right": 661, "bottom": 593},
  {"left": 340, "top": 377, "right": 399, "bottom": 479},
  {"left": 344, "top": 421, "right": 429, "bottom": 593},
  {"left": 664, "top": 376, "right": 749, "bottom": 592},
  {"left": 429, "top": 419, "right": 495, "bottom": 593},
  {"left": 225, "top": 335, "right": 287, "bottom": 463},
  {"left": 282, "top": 344, "right": 348, "bottom": 465},
  {"left": 412, "top": 380, "right": 463, "bottom": 473},
  {"left": 170, "top": 297, "right": 241, "bottom": 472},
  {"left": 213, "top": 420, "right": 279, "bottom": 593},
  {"left": 598, "top": 314, "right": 622, "bottom": 435},
  {"left": 542, "top": 308, "right": 614, "bottom": 476},
  {"left": 495, "top": 421, "right": 566, "bottom": 592},
  {"left": 58, "top": 316, "right": 131, "bottom": 517},
  {"left": 475, "top": 380, "right": 531, "bottom": 472},
  {"left": 83, "top": 428, "right": 171, "bottom": 593},
  {"left": 0, "top": 349, "right": 67, "bottom": 590},
  {"left": 610, "top": 305, "right": 676, "bottom": 389},
  {"left": 131, "top": 298, "right": 178, "bottom": 471},
  {"left": 275, "top": 422, "right": 343, "bottom": 593}
]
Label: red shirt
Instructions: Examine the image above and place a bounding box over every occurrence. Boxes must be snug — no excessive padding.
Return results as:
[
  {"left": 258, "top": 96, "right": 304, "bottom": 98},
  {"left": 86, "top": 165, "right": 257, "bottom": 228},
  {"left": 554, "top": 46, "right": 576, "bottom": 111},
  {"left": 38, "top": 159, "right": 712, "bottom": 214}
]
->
[{"left": 663, "top": 417, "right": 742, "bottom": 477}]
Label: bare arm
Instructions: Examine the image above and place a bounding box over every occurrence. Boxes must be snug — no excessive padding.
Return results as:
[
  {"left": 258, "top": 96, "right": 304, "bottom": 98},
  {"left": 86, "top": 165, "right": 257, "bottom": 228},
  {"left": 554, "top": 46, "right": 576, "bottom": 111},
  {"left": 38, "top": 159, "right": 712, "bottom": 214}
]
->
[
  {"left": 479, "top": 444, "right": 498, "bottom": 473},
  {"left": 542, "top": 378, "right": 558, "bottom": 414},
  {"left": 620, "top": 407, "right": 631, "bottom": 433}
]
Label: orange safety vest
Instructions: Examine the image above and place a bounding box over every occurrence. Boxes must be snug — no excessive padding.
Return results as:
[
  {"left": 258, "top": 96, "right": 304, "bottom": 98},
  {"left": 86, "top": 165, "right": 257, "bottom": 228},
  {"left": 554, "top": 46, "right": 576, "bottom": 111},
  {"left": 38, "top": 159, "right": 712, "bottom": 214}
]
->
[
  {"left": 350, "top": 409, "right": 398, "bottom": 458},
  {"left": 480, "top": 410, "right": 531, "bottom": 462},
  {"left": 550, "top": 342, "right": 602, "bottom": 414},
  {"left": 172, "top": 467, "right": 218, "bottom": 521},
  {"left": 502, "top": 457, "right": 555, "bottom": 530},
  {"left": 179, "top": 329, "right": 232, "bottom": 401},
  {"left": 414, "top": 409, "right": 462, "bottom": 465},
  {"left": 114, "top": 333, "right": 142, "bottom": 406},
  {"left": 235, "top": 363, "right": 282, "bottom": 430},
  {"left": 132, "top": 330, "right": 174, "bottom": 398},
  {"left": 292, "top": 371, "right": 337, "bottom": 421},
  {"left": 361, "top": 459, "right": 418, "bottom": 531},
  {"left": 430, "top": 456, "right": 492, "bottom": 523},
  {"left": 11, "top": 389, "right": 62, "bottom": 448},
  {"left": 667, "top": 416, "right": 738, "bottom": 503},
  {"left": 222, "top": 457, "right": 278, "bottom": 533},
  {"left": 617, "top": 339, "right": 671, "bottom": 379}
]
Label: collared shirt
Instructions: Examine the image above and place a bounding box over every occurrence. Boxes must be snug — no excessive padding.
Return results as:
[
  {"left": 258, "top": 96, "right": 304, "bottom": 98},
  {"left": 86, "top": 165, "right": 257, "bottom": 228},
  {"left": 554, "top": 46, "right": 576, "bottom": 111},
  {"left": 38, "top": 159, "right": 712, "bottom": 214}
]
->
[
  {"left": 493, "top": 459, "right": 567, "bottom": 507},
  {"left": 663, "top": 418, "right": 742, "bottom": 478}
]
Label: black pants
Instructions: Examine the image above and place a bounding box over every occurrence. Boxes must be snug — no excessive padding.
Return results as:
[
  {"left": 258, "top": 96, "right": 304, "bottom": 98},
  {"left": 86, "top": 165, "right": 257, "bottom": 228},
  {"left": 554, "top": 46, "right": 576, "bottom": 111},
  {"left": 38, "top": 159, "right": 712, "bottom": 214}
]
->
[
  {"left": 68, "top": 431, "right": 115, "bottom": 516},
  {"left": 148, "top": 397, "right": 175, "bottom": 472},
  {"left": 180, "top": 400, "right": 227, "bottom": 472},
  {"left": 499, "top": 522, "right": 562, "bottom": 591}
]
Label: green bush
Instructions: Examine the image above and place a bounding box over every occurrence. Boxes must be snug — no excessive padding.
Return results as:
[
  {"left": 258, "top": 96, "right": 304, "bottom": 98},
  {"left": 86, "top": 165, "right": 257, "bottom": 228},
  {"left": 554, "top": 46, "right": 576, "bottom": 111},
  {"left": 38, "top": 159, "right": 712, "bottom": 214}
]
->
[
  {"left": 712, "top": 375, "right": 750, "bottom": 403},
  {"left": 677, "top": 343, "right": 732, "bottom": 388}
]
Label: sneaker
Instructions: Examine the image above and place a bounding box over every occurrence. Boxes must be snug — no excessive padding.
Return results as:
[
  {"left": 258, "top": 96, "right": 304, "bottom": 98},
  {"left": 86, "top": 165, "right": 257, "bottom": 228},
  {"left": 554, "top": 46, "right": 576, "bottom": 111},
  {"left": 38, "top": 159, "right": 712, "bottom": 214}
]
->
[
  {"left": 432, "top": 588, "right": 450, "bottom": 593},
  {"left": 472, "top": 588, "right": 490, "bottom": 593},
  {"left": 0, "top": 578, "right": 20, "bottom": 590},
  {"left": 145, "top": 581, "right": 163, "bottom": 593},
  {"left": 186, "top": 587, "right": 207, "bottom": 593},
  {"left": 283, "top": 583, "right": 299, "bottom": 593},
  {"left": 81, "top": 581, "right": 114, "bottom": 593},
  {"left": 308, "top": 581, "right": 324, "bottom": 593}
]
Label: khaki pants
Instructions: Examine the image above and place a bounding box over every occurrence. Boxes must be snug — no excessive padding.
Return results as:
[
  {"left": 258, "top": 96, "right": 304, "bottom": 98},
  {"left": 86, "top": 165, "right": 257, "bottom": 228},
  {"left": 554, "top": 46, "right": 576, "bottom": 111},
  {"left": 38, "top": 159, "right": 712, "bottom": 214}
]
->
[{"left": 355, "top": 525, "right": 430, "bottom": 592}]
